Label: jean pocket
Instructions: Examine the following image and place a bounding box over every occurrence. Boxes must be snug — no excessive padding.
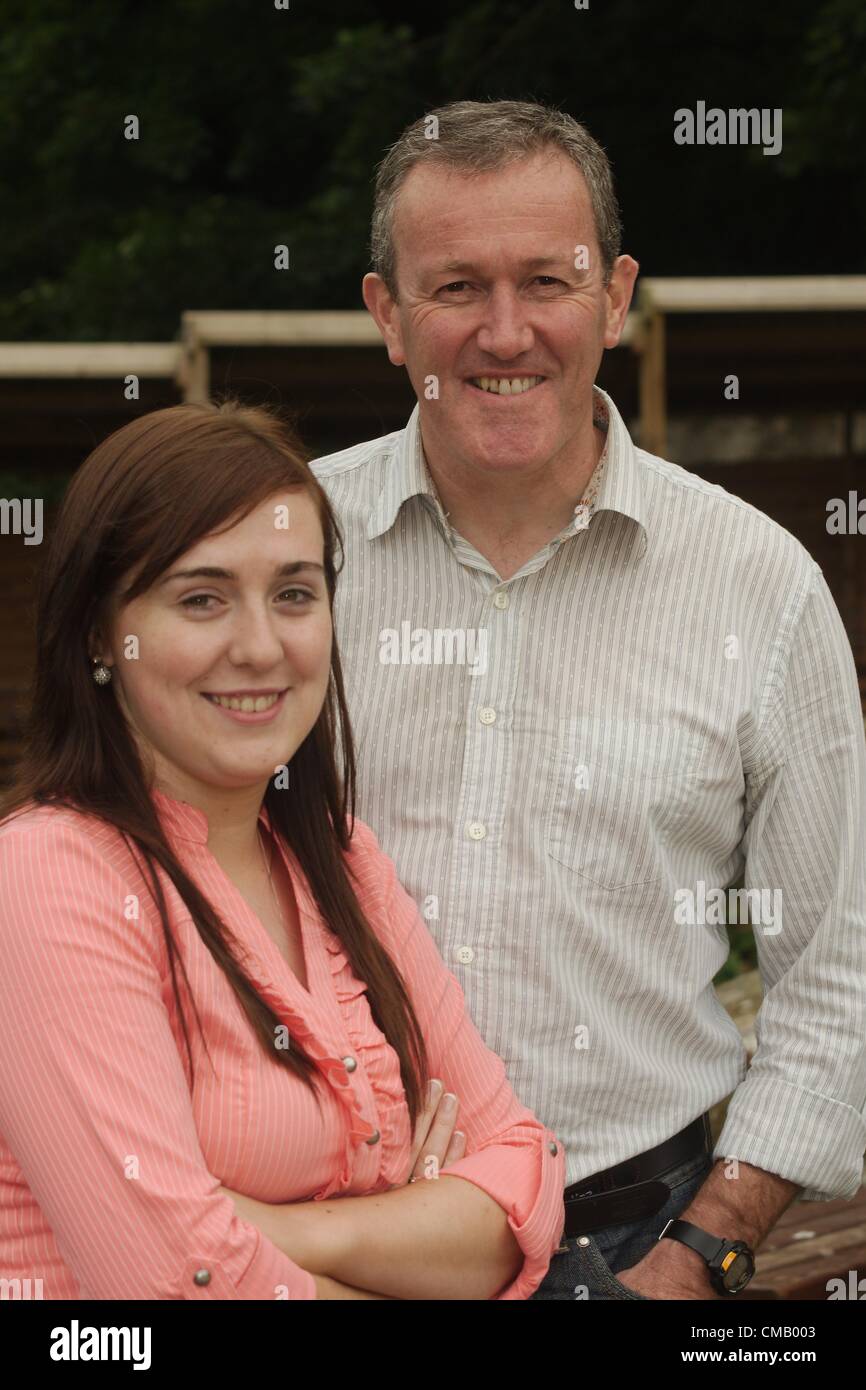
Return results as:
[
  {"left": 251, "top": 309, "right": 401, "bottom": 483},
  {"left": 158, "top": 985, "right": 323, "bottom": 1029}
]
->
[
  {"left": 545, "top": 714, "right": 694, "bottom": 890},
  {"left": 581, "top": 1235, "right": 652, "bottom": 1301}
]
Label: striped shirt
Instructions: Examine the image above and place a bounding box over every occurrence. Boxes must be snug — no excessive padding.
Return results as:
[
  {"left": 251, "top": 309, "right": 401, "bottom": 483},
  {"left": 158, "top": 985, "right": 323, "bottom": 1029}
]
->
[
  {"left": 0, "top": 795, "right": 565, "bottom": 1299},
  {"left": 310, "top": 382, "right": 866, "bottom": 1203}
]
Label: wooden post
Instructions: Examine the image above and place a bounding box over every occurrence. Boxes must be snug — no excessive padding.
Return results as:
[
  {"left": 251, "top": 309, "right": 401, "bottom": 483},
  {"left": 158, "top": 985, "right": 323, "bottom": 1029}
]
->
[
  {"left": 638, "top": 303, "right": 666, "bottom": 457},
  {"left": 178, "top": 315, "right": 209, "bottom": 403}
]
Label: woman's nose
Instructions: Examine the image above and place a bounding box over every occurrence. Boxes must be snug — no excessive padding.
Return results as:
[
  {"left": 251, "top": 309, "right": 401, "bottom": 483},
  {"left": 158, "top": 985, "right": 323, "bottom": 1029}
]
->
[{"left": 225, "top": 606, "right": 286, "bottom": 668}]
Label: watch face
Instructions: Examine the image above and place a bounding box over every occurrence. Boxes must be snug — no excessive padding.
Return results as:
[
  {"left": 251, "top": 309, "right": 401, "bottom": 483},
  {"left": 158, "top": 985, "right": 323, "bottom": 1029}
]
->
[{"left": 722, "top": 1251, "right": 753, "bottom": 1292}]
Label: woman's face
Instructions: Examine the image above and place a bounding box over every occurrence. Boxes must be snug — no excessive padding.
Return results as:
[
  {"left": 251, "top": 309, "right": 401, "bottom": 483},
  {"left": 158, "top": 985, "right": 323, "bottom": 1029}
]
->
[{"left": 96, "top": 490, "right": 333, "bottom": 799}]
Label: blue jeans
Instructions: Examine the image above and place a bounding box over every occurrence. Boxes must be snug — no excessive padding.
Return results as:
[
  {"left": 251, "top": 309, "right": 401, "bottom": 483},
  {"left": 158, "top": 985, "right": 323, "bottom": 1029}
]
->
[{"left": 530, "top": 1149, "right": 714, "bottom": 1300}]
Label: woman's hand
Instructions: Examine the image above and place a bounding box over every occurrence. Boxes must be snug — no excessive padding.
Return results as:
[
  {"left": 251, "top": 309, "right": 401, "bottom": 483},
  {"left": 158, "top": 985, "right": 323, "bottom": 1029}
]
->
[
  {"left": 216, "top": 1076, "right": 467, "bottom": 1277},
  {"left": 402, "top": 1077, "right": 466, "bottom": 1185}
]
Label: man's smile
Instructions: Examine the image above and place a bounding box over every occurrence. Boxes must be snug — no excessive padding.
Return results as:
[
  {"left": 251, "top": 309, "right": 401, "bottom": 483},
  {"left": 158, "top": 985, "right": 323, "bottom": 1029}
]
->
[{"left": 465, "top": 374, "right": 547, "bottom": 396}]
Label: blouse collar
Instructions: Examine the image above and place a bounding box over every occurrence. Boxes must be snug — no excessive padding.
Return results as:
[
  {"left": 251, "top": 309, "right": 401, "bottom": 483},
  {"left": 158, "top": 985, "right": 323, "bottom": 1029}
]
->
[{"left": 151, "top": 787, "right": 272, "bottom": 846}]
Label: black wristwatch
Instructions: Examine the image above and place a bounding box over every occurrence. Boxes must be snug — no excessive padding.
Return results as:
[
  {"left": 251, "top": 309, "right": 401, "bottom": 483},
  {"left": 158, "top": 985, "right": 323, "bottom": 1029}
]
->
[{"left": 658, "top": 1217, "right": 756, "bottom": 1296}]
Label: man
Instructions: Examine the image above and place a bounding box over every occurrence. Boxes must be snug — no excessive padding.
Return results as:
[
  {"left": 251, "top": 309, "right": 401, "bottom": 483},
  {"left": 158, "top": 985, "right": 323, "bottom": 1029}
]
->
[{"left": 309, "top": 98, "right": 866, "bottom": 1300}]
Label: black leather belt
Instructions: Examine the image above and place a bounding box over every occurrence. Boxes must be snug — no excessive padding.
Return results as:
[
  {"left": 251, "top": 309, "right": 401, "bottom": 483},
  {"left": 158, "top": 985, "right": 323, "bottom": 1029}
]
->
[{"left": 562, "top": 1113, "right": 712, "bottom": 1237}]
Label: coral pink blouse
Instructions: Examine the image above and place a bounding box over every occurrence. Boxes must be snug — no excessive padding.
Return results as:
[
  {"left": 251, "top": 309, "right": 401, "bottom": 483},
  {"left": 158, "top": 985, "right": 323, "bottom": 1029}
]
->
[{"left": 0, "top": 791, "right": 565, "bottom": 1299}]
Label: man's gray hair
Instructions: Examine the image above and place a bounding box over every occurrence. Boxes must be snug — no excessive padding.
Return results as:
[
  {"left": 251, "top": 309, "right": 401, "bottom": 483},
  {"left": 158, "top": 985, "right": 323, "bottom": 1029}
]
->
[{"left": 370, "top": 99, "right": 622, "bottom": 299}]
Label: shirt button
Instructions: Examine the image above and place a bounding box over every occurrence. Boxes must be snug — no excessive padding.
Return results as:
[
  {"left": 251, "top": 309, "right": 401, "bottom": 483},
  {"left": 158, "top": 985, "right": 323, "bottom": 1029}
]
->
[
  {"left": 342, "top": 1056, "right": 357, "bottom": 1072},
  {"left": 364, "top": 1129, "right": 381, "bottom": 1145},
  {"left": 467, "top": 821, "right": 487, "bottom": 840},
  {"left": 453, "top": 945, "right": 475, "bottom": 965},
  {"left": 548, "top": 1141, "right": 559, "bottom": 1156},
  {"left": 193, "top": 1268, "right": 211, "bottom": 1286},
  {"left": 478, "top": 707, "right": 496, "bottom": 725},
  {"left": 493, "top": 590, "right": 509, "bottom": 609}
]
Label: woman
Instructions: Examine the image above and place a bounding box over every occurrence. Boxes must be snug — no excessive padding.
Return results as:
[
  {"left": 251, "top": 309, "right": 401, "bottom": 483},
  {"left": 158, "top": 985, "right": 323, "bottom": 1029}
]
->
[{"left": 0, "top": 398, "right": 565, "bottom": 1300}]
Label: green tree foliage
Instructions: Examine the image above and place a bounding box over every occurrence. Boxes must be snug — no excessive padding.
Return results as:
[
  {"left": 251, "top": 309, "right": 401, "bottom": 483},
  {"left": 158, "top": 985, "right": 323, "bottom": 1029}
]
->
[{"left": 0, "top": 0, "right": 862, "bottom": 340}]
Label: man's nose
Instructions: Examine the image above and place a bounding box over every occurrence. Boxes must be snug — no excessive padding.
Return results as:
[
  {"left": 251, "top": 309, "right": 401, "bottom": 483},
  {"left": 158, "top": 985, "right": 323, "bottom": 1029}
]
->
[{"left": 475, "top": 286, "right": 535, "bottom": 360}]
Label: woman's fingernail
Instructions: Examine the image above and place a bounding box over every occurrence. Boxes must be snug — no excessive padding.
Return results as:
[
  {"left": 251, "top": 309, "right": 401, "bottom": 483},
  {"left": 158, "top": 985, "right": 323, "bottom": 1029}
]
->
[
  {"left": 442, "top": 1092, "right": 457, "bottom": 1110},
  {"left": 428, "top": 1079, "right": 443, "bottom": 1101}
]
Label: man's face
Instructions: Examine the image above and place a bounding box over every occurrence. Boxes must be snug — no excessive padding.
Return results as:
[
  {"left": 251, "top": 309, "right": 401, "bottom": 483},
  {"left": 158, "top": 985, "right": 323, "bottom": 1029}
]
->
[
  {"left": 363, "top": 148, "right": 637, "bottom": 478},
  {"left": 93, "top": 491, "right": 333, "bottom": 803}
]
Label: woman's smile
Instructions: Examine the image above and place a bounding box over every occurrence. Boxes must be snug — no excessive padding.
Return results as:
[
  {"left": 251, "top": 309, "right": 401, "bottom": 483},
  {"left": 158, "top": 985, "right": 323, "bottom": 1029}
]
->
[{"left": 200, "top": 687, "right": 291, "bottom": 723}]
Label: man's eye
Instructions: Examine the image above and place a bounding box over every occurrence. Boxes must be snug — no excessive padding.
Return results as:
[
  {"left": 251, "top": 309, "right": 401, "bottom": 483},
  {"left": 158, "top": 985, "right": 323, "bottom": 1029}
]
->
[{"left": 438, "top": 278, "right": 561, "bottom": 293}]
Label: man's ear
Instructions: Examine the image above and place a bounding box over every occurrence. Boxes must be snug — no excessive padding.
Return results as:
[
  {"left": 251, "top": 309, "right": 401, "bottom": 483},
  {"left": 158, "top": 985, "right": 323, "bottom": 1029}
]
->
[
  {"left": 603, "top": 255, "right": 640, "bottom": 350},
  {"left": 362, "top": 272, "right": 406, "bottom": 367}
]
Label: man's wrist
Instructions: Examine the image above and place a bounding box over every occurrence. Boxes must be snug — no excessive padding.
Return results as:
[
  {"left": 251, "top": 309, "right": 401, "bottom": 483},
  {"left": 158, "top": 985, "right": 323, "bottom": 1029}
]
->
[{"left": 646, "top": 1228, "right": 717, "bottom": 1290}]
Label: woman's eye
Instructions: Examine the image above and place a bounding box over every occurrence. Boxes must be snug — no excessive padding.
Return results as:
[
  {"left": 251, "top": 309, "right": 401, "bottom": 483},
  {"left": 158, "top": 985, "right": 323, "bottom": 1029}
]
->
[
  {"left": 180, "top": 589, "right": 313, "bottom": 612},
  {"left": 180, "top": 594, "right": 217, "bottom": 610}
]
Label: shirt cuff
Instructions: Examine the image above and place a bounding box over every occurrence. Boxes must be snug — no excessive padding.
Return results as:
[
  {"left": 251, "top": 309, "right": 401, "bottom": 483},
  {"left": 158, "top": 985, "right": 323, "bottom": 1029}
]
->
[
  {"left": 180, "top": 1226, "right": 317, "bottom": 1300},
  {"left": 715, "top": 1075, "right": 866, "bottom": 1202},
  {"left": 439, "top": 1128, "right": 566, "bottom": 1299}
]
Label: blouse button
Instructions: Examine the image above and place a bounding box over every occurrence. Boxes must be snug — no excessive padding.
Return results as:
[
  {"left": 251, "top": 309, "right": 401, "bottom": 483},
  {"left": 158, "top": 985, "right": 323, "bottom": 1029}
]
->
[
  {"left": 548, "top": 1141, "right": 559, "bottom": 1156},
  {"left": 193, "top": 1268, "right": 211, "bottom": 1286},
  {"left": 364, "top": 1129, "right": 381, "bottom": 1145},
  {"left": 342, "top": 1056, "right": 358, "bottom": 1072}
]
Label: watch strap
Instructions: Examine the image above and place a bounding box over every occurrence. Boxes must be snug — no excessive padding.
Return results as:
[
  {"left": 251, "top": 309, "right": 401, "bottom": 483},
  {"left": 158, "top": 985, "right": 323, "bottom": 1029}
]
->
[
  {"left": 660, "top": 1217, "right": 756, "bottom": 1295},
  {"left": 659, "top": 1217, "right": 727, "bottom": 1264}
]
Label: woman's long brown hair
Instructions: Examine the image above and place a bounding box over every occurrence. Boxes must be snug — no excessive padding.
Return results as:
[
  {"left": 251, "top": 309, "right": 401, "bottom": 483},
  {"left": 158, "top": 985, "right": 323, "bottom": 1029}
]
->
[{"left": 0, "top": 398, "right": 429, "bottom": 1127}]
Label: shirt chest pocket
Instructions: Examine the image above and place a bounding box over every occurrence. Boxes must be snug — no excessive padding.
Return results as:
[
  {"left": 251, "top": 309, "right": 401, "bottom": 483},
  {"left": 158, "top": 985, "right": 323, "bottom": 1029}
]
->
[{"left": 545, "top": 714, "right": 696, "bottom": 891}]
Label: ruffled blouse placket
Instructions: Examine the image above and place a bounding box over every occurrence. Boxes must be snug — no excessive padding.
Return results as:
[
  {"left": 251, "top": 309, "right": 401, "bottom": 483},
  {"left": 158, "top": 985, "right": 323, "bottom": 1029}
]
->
[{"left": 153, "top": 788, "right": 391, "bottom": 1200}]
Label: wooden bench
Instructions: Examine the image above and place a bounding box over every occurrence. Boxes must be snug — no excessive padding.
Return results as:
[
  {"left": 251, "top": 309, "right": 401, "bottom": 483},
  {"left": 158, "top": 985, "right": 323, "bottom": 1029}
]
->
[{"left": 739, "top": 1186, "right": 866, "bottom": 1300}]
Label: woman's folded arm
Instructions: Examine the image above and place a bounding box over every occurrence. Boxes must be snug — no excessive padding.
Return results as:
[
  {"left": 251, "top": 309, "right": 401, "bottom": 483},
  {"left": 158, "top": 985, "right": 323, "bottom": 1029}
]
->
[
  {"left": 0, "top": 818, "right": 316, "bottom": 1301},
  {"left": 299, "top": 819, "right": 567, "bottom": 1299}
]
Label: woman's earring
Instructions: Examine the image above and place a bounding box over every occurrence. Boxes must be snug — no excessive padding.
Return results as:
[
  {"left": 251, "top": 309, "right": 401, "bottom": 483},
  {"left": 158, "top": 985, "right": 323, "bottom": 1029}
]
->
[{"left": 91, "top": 658, "right": 112, "bottom": 686}]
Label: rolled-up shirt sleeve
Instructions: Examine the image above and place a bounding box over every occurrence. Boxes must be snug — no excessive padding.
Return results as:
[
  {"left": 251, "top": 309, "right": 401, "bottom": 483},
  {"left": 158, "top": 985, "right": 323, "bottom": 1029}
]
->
[
  {"left": 716, "top": 564, "right": 866, "bottom": 1201},
  {"left": 348, "top": 818, "right": 566, "bottom": 1299},
  {"left": 0, "top": 819, "right": 316, "bottom": 1300}
]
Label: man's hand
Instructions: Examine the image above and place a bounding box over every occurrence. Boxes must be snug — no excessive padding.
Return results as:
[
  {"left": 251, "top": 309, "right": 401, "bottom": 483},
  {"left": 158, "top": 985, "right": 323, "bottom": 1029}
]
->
[
  {"left": 615, "top": 1241, "right": 723, "bottom": 1300},
  {"left": 615, "top": 1157, "right": 800, "bottom": 1299}
]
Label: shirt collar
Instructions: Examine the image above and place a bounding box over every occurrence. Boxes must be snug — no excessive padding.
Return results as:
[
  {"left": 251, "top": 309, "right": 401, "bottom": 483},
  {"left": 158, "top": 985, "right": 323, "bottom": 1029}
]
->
[
  {"left": 151, "top": 787, "right": 273, "bottom": 846},
  {"left": 367, "top": 383, "right": 648, "bottom": 557}
]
